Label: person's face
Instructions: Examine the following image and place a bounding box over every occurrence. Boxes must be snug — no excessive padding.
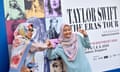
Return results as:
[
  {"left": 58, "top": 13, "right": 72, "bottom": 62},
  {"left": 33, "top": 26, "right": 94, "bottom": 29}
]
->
[
  {"left": 26, "top": 25, "right": 33, "bottom": 39},
  {"left": 63, "top": 25, "right": 72, "bottom": 38},
  {"left": 50, "top": 0, "right": 60, "bottom": 9},
  {"left": 26, "top": 30, "right": 33, "bottom": 39}
]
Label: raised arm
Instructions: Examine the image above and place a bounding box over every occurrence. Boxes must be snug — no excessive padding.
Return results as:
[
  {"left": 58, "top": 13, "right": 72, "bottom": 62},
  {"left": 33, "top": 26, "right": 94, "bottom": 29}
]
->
[{"left": 78, "top": 29, "right": 91, "bottom": 48}]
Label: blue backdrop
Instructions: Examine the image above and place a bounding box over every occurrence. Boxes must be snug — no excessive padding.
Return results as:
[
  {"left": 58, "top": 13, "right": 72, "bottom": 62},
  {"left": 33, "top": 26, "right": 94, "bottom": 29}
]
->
[{"left": 0, "top": 0, "right": 9, "bottom": 72}]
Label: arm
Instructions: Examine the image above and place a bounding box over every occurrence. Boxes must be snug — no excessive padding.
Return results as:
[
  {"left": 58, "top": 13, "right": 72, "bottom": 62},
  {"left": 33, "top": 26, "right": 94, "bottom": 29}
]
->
[
  {"left": 81, "top": 35, "right": 91, "bottom": 48},
  {"left": 30, "top": 42, "right": 47, "bottom": 52},
  {"left": 32, "top": 42, "right": 48, "bottom": 49},
  {"left": 47, "top": 48, "right": 59, "bottom": 60},
  {"left": 78, "top": 29, "right": 91, "bottom": 48},
  {"left": 25, "top": 41, "right": 47, "bottom": 53}
]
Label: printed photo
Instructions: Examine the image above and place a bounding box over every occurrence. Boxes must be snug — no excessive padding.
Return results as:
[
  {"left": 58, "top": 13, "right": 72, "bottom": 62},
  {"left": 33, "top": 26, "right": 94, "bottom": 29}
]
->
[
  {"left": 26, "top": 17, "right": 47, "bottom": 42},
  {"left": 45, "top": 17, "right": 62, "bottom": 39},
  {"left": 4, "top": 0, "right": 25, "bottom": 20},
  {"left": 24, "top": 0, "right": 45, "bottom": 18},
  {"left": 6, "top": 19, "right": 26, "bottom": 44},
  {"left": 45, "top": 17, "right": 62, "bottom": 47},
  {"left": 50, "top": 58, "right": 65, "bottom": 72},
  {"left": 44, "top": 0, "right": 62, "bottom": 17}
]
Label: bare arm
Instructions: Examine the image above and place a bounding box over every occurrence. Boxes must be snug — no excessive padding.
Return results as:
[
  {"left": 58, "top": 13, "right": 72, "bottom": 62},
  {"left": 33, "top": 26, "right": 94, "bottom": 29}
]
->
[{"left": 25, "top": 40, "right": 48, "bottom": 53}]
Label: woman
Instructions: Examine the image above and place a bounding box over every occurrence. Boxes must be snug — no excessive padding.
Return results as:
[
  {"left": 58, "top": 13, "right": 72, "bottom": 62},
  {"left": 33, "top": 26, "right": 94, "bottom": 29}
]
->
[
  {"left": 47, "top": 24, "right": 92, "bottom": 72},
  {"left": 10, "top": 22, "right": 48, "bottom": 72}
]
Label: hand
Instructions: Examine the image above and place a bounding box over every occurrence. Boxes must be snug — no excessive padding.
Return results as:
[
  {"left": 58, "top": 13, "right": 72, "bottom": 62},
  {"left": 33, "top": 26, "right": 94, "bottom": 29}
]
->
[
  {"left": 78, "top": 29, "right": 88, "bottom": 37},
  {"left": 21, "top": 65, "right": 30, "bottom": 72},
  {"left": 45, "top": 39, "right": 53, "bottom": 48}
]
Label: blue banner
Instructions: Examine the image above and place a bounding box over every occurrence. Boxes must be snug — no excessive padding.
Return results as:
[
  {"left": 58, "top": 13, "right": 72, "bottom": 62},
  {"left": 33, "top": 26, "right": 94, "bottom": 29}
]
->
[
  {"left": 105, "top": 68, "right": 120, "bottom": 72},
  {"left": 0, "top": 0, "right": 9, "bottom": 72}
]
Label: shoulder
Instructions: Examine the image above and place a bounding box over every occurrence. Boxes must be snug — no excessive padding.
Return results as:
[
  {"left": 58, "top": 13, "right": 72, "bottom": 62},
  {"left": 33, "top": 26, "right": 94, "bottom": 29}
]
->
[
  {"left": 55, "top": 44, "right": 63, "bottom": 51},
  {"left": 74, "top": 32, "right": 83, "bottom": 39},
  {"left": 76, "top": 32, "right": 89, "bottom": 39}
]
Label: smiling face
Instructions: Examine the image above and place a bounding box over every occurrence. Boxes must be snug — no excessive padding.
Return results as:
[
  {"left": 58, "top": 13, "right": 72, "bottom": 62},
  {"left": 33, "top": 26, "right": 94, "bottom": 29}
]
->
[
  {"left": 63, "top": 25, "right": 72, "bottom": 38},
  {"left": 25, "top": 24, "right": 33, "bottom": 39},
  {"left": 26, "top": 30, "right": 33, "bottom": 39},
  {"left": 50, "top": 0, "right": 60, "bottom": 9}
]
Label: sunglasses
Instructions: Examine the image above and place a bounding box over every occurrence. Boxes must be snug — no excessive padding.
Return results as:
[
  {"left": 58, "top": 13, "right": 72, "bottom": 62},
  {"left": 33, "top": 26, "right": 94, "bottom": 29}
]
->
[{"left": 28, "top": 28, "right": 34, "bottom": 32}]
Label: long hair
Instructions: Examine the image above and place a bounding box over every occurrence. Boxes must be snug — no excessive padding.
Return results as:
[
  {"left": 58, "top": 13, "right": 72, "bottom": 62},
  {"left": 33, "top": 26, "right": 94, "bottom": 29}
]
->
[{"left": 47, "top": 0, "right": 61, "bottom": 15}]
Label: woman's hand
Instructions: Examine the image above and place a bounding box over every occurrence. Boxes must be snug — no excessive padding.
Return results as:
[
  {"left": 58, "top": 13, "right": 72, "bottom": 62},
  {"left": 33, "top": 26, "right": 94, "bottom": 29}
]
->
[
  {"left": 45, "top": 39, "right": 53, "bottom": 48},
  {"left": 21, "top": 65, "right": 30, "bottom": 72},
  {"left": 78, "top": 29, "right": 88, "bottom": 37}
]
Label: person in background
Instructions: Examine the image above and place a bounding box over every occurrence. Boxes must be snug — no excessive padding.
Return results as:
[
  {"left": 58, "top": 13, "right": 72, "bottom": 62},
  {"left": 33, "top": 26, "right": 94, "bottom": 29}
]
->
[{"left": 47, "top": 24, "right": 92, "bottom": 72}]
